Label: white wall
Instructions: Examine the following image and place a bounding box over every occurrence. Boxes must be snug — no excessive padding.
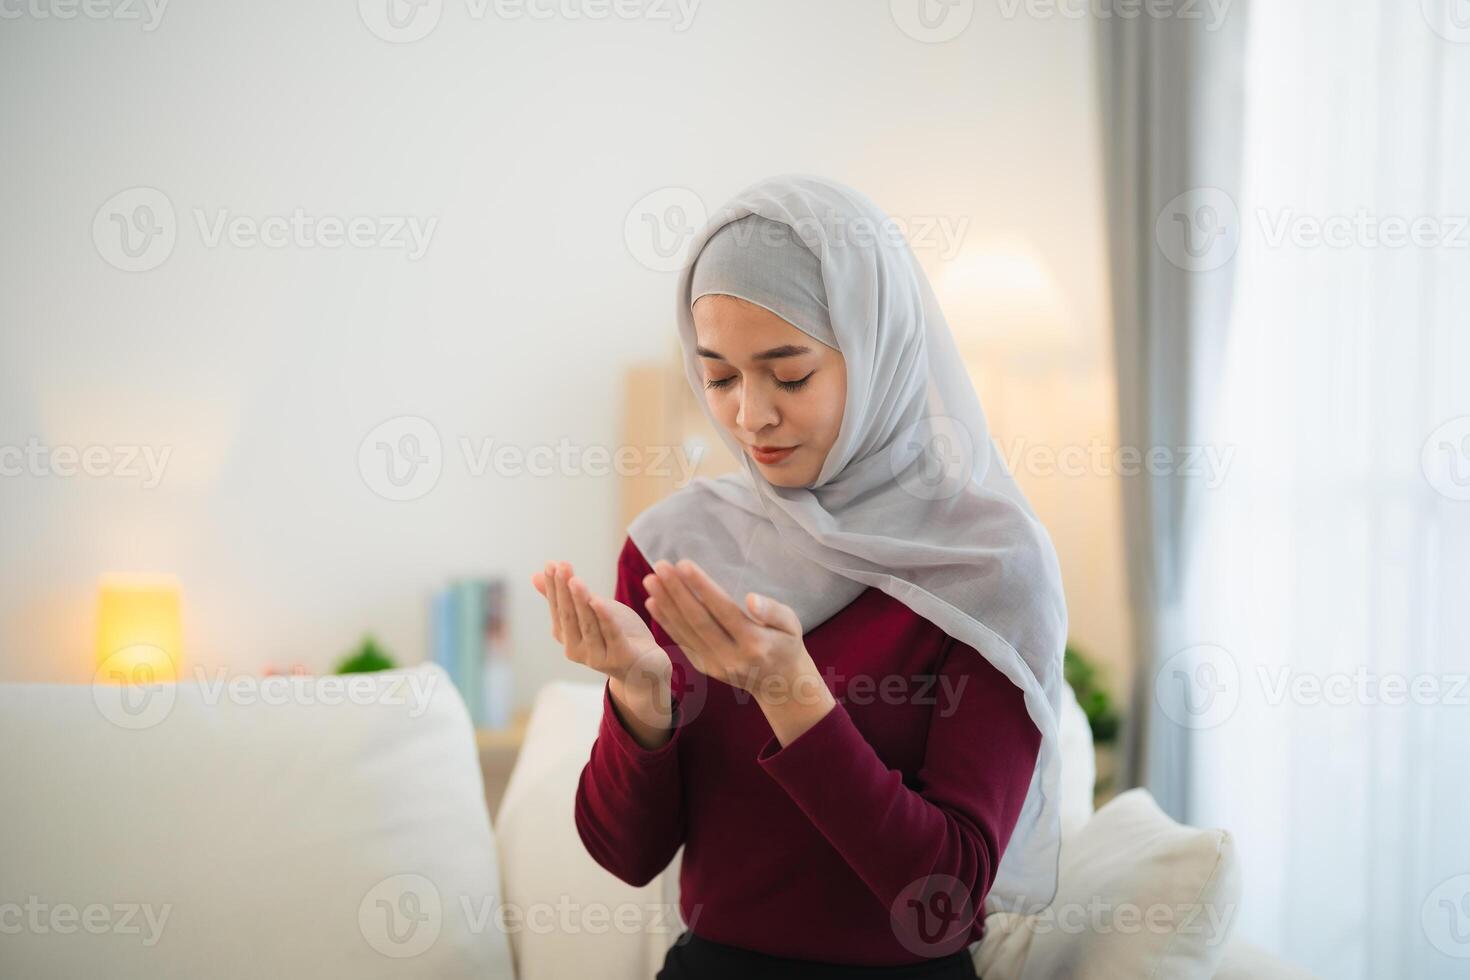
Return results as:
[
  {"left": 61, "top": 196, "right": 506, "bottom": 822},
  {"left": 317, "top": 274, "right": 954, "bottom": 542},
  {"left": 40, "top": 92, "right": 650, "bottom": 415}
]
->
[{"left": 0, "top": 0, "right": 1123, "bottom": 712}]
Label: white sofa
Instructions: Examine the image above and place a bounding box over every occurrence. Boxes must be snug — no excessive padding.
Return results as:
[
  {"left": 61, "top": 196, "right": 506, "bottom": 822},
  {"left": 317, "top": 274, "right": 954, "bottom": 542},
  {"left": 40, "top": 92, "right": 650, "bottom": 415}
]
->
[
  {"left": 496, "top": 677, "right": 1320, "bottom": 980},
  {"left": 0, "top": 663, "right": 1315, "bottom": 979}
]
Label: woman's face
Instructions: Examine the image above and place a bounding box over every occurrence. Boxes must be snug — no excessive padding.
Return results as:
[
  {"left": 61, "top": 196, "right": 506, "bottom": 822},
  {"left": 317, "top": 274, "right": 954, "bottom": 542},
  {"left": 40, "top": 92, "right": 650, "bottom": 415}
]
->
[{"left": 692, "top": 293, "right": 846, "bottom": 488}]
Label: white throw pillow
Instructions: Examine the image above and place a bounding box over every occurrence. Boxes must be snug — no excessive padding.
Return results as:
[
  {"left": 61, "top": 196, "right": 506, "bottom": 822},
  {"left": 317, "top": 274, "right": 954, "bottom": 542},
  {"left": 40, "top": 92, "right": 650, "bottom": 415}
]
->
[
  {"left": 496, "top": 680, "right": 687, "bottom": 980},
  {"left": 0, "top": 663, "right": 514, "bottom": 980},
  {"left": 1056, "top": 680, "right": 1098, "bottom": 839},
  {"left": 1016, "top": 788, "right": 1241, "bottom": 980}
]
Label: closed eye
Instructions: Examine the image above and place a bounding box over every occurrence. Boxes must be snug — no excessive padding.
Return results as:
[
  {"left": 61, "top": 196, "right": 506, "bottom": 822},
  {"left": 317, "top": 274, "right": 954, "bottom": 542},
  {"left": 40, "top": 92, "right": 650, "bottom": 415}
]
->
[{"left": 705, "top": 371, "right": 814, "bottom": 392}]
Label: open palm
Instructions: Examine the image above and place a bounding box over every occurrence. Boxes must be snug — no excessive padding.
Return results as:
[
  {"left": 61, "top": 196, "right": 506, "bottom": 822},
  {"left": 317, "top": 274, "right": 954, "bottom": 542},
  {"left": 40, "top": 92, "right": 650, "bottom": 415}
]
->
[{"left": 531, "top": 561, "right": 669, "bottom": 686}]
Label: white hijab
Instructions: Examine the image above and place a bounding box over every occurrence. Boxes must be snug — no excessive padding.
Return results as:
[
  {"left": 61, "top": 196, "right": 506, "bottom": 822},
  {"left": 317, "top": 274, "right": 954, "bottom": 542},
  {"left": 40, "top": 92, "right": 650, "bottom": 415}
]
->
[{"left": 628, "top": 173, "right": 1068, "bottom": 915}]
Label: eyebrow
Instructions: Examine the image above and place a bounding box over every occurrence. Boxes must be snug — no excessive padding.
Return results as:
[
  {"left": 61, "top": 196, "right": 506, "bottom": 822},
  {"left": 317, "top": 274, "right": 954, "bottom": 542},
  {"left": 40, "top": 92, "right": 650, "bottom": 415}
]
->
[{"left": 695, "top": 343, "right": 812, "bottom": 362}]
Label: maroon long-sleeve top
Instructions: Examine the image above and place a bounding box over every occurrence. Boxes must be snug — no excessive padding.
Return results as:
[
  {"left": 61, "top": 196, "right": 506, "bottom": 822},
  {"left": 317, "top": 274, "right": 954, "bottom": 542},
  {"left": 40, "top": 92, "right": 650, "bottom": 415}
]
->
[{"left": 573, "top": 536, "right": 1042, "bottom": 966}]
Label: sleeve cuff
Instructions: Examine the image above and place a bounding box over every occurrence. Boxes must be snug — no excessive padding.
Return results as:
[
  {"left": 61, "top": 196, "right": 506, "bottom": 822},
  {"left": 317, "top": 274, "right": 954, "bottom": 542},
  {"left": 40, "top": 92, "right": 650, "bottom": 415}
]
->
[
  {"left": 601, "top": 677, "right": 682, "bottom": 765},
  {"left": 755, "top": 698, "right": 856, "bottom": 776}
]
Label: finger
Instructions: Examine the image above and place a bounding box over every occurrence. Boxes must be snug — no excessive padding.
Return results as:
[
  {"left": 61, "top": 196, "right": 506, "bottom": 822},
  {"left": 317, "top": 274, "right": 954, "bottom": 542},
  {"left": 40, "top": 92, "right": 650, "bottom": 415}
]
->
[
  {"left": 543, "top": 563, "right": 563, "bottom": 641},
  {"left": 645, "top": 593, "right": 710, "bottom": 678},
  {"left": 656, "top": 559, "right": 734, "bottom": 650},
  {"left": 643, "top": 573, "right": 697, "bottom": 651},
  {"left": 744, "top": 591, "right": 802, "bottom": 636},
  {"left": 554, "top": 562, "right": 583, "bottom": 647},
  {"left": 569, "top": 576, "right": 605, "bottom": 661},
  {"left": 544, "top": 564, "right": 557, "bottom": 615},
  {"left": 531, "top": 570, "right": 547, "bottom": 598},
  {"left": 567, "top": 575, "right": 602, "bottom": 652},
  {"left": 674, "top": 560, "right": 755, "bottom": 641}
]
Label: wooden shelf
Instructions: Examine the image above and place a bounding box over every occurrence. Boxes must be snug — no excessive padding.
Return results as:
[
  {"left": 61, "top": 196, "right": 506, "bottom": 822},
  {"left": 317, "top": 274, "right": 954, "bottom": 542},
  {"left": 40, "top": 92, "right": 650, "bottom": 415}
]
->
[
  {"left": 475, "top": 709, "right": 532, "bottom": 751},
  {"left": 475, "top": 709, "right": 533, "bottom": 826}
]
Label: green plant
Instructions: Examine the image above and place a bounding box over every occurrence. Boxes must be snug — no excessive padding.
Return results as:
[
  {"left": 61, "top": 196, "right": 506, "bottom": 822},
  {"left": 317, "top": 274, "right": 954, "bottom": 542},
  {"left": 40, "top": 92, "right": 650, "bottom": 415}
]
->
[
  {"left": 335, "top": 635, "right": 397, "bottom": 674},
  {"left": 1064, "top": 642, "right": 1120, "bottom": 745}
]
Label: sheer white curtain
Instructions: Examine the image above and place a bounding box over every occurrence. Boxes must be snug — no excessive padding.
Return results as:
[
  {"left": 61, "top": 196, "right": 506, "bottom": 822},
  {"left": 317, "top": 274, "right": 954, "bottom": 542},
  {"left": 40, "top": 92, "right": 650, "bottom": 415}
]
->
[{"left": 1184, "top": 2, "right": 1470, "bottom": 976}]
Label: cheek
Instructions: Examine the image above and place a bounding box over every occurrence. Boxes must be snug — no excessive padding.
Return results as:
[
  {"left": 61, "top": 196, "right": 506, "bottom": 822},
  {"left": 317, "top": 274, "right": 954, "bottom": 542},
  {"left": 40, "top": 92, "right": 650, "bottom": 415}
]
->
[{"left": 809, "top": 376, "right": 845, "bottom": 443}]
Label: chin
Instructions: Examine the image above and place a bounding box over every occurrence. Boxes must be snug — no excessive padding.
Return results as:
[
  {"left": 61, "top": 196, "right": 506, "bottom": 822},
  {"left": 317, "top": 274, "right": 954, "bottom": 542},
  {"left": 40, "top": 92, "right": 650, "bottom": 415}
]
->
[{"left": 757, "top": 464, "right": 816, "bottom": 487}]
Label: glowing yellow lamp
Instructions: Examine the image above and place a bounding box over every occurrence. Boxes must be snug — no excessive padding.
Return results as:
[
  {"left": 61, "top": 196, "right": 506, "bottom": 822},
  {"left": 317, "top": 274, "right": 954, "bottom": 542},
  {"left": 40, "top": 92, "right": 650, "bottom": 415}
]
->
[{"left": 96, "top": 575, "right": 182, "bottom": 683}]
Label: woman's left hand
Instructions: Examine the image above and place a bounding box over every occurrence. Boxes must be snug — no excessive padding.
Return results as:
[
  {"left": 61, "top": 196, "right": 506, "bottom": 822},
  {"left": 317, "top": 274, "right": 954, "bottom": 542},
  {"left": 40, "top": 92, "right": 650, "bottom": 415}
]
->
[{"left": 641, "top": 558, "right": 810, "bottom": 698}]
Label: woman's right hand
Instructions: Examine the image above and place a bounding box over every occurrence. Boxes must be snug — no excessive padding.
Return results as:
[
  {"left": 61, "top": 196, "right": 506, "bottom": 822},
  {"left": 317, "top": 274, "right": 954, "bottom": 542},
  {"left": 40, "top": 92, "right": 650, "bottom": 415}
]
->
[{"left": 531, "top": 561, "right": 676, "bottom": 747}]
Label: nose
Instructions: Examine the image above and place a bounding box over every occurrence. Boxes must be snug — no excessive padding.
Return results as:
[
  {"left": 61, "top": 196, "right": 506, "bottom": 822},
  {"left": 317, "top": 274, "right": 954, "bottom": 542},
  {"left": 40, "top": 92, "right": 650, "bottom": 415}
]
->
[{"left": 735, "top": 382, "right": 779, "bottom": 434}]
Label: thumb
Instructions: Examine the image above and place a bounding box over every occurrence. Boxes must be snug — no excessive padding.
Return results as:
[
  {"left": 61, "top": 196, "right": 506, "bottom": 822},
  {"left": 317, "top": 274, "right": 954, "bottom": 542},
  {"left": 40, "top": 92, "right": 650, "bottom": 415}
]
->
[{"left": 746, "top": 592, "right": 800, "bottom": 634}]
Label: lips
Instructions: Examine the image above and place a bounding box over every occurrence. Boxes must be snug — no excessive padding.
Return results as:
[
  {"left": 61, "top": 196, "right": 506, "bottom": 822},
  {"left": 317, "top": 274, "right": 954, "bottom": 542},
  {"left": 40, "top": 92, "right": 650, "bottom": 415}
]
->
[{"left": 751, "top": 445, "right": 797, "bottom": 463}]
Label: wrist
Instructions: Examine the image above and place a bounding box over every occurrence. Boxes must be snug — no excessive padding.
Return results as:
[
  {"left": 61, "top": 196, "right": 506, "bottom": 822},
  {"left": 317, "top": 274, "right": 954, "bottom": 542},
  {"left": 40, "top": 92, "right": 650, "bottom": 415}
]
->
[
  {"left": 756, "top": 652, "right": 835, "bottom": 747},
  {"left": 612, "top": 650, "right": 672, "bottom": 694},
  {"left": 756, "top": 649, "right": 823, "bottom": 705},
  {"left": 607, "top": 670, "right": 676, "bottom": 745}
]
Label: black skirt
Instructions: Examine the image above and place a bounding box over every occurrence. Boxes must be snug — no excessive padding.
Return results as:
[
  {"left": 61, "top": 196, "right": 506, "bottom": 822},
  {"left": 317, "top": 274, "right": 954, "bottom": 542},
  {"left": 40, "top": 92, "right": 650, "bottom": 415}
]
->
[{"left": 656, "top": 930, "right": 980, "bottom": 980}]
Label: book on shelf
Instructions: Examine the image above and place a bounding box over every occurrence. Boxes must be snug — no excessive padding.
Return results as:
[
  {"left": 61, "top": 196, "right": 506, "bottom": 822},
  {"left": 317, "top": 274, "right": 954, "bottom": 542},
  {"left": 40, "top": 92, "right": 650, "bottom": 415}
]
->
[{"left": 430, "top": 576, "right": 513, "bottom": 731}]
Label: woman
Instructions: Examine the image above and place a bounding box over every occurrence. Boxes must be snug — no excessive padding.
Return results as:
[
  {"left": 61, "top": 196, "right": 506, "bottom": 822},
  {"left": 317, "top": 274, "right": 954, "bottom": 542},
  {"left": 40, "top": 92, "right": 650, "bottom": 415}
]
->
[{"left": 531, "top": 174, "right": 1068, "bottom": 979}]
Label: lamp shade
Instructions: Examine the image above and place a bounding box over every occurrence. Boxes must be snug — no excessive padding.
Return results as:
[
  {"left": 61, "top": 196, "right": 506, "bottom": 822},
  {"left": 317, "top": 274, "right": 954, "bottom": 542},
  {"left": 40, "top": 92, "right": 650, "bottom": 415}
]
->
[
  {"left": 938, "top": 246, "right": 1073, "bottom": 358},
  {"left": 95, "top": 575, "right": 182, "bottom": 682}
]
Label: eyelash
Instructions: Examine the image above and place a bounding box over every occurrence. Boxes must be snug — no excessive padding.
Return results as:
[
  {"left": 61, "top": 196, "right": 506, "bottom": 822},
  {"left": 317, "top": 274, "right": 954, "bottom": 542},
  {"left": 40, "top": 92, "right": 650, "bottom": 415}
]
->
[{"left": 705, "top": 371, "right": 814, "bottom": 393}]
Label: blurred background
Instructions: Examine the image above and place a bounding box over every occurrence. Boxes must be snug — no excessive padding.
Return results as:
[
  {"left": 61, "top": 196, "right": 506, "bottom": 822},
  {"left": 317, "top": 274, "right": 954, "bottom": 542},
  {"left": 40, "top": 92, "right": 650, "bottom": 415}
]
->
[{"left": 2, "top": 1, "right": 1467, "bottom": 976}]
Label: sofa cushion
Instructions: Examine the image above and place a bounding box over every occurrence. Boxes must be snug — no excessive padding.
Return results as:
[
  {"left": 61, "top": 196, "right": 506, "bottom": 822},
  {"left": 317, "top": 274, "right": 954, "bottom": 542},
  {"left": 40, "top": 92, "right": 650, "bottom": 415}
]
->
[
  {"left": 1016, "top": 788, "right": 1241, "bottom": 980},
  {"left": 496, "top": 680, "right": 685, "bottom": 980},
  {"left": 0, "top": 663, "right": 513, "bottom": 979}
]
